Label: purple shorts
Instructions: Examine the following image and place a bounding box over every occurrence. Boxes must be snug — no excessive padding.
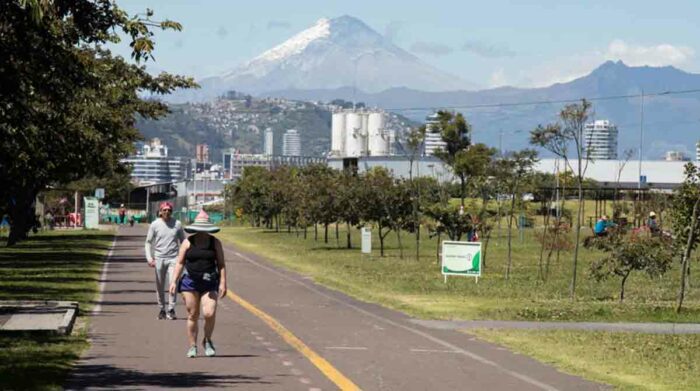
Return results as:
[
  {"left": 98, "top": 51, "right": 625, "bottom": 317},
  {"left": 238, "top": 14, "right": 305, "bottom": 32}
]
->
[{"left": 178, "top": 273, "right": 219, "bottom": 294}]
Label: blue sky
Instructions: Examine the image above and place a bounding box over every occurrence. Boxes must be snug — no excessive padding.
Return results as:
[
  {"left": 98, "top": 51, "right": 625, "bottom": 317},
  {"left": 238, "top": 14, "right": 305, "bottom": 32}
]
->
[{"left": 113, "top": 0, "right": 700, "bottom": 88}]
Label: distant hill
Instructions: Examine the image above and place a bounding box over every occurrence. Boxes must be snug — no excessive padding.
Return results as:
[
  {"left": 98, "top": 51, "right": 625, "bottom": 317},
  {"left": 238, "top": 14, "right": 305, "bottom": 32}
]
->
[
  {"left": 136, "top": 96, "right": 418, "bottom": 162},
  {"left": 264, "top": 61, "right": 700, "bottom": 159}
]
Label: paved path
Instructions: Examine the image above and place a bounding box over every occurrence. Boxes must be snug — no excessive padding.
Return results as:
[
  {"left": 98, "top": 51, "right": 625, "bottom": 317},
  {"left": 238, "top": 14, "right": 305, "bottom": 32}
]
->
[
  {"left": 67, "top": 226, "right": 607, "bottom": 390},
  {"left": 410, "top": 319, "right": 700, "bottom": 334}
]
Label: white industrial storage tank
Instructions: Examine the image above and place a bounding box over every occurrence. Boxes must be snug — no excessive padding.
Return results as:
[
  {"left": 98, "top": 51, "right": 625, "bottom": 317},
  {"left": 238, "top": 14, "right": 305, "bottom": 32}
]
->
[
  {"left": 331, "top": 112, "right": 346, "bottom": 157},
  {"left": 368, "top": 112, "right": 389, "bottom": 156},
  {"left": 345, "top": 112, "right": 365, "bottom": 157}
]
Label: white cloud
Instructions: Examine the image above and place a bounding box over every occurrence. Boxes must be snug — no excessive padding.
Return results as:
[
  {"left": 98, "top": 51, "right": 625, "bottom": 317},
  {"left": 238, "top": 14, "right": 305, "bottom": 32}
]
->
[
  {"left": 514, "top": 40, "right": 696, "bottom": 88},
  {"left": 489, "top": 68, "right": 507, "bottom": 87},
  {"left": 604, "top": 39, "right": 694, "bottom": 67}
]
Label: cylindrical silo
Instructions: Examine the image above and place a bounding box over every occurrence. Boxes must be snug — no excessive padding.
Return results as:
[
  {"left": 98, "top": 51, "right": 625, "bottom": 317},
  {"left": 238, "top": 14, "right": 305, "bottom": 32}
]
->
[
  {"left": 331, "top": 112, "right": 346, "bottom": 157},
  {"left": 345, "top": 112, "right": 364, "bottom": 157},
  {"left": 360, "top": 112, "right": 370, "bottom": 156},
  {"left": 368, "top": 112, "right": 389, "bottom": 156}
]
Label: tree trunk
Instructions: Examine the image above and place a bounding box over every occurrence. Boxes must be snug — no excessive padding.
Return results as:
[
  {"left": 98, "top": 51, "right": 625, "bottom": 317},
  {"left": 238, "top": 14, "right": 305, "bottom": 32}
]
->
[
  {"left": 379, "top": 225, "right": 386, "bottom": 257},
  {"left": 677, "top": 199, "right": 700, "bottom": 313},
  {"left": 482, "top": 229, "right": 492, "bottom": 270},
  {"left": 335, "top": 223, "right": 339, "bottom": 247},
  {"left": 505, "top": 192, "right": 517, "bottom": 280},
  {"left": 7, "top": 189, "right": 37, "bottom": 246},
  {"left": 346, "top": 221, "right": 352, "bottom": 249},
  {"left": 304, "top": 226, "right": 307, "bottom": 239},
  {"left": 324, "top": 224, "right": 329, "bottom": 244},
  {"left": 416, "top": 225, "right": 420, "bottom": 261},
  {"left": 396, "top": 228, "right": 403, "bottom": 259},
  {"left": 570, "top": 181, "right": 584, "bottom": 298},
  {"left": 436, "top": 232, "right": 441, "bottom": 264},
  {"left": 314, "top": 224, "right": 318, "bottom": 241},
  {"left": 538, "top": 191, "right": 555, "bottom": 281},
  {"left": 460, "top": 176, "right": 466, "bottom": 207},
  {"left": 620, "top": 271, "right": 631, "bottom": 302}
]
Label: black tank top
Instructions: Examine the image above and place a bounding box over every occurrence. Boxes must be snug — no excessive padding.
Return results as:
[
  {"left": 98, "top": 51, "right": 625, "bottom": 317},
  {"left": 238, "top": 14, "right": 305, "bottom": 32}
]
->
[{"left": 184, "top": 235, "right": 218, "bottom": 279}]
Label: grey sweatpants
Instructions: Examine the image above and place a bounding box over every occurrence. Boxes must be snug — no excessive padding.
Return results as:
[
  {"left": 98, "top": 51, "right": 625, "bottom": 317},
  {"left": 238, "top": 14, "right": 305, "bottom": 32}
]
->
[{"left": 155, "top": 257, "right": 177, "bottom": 311}]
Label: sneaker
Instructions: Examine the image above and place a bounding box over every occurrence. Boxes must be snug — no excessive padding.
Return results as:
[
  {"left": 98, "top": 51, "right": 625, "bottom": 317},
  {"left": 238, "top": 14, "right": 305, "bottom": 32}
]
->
[
  {"left": 203, "top": 338, "right": 216, "bottom": 357},
  {"left": 186, "top": 345, "right": 197, "bottom": 358},
  {"left": 166, "top": 309, "right": 176, "bottom": 320},
  {"left": 157, "top": 309, "right": 166, "bottom": 320}
]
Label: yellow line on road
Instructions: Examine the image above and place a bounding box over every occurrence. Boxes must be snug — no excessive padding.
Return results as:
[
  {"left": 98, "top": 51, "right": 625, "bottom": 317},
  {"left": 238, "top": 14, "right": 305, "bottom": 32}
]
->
[{"left": 226, "top": 290, "right": 362, "bottom": 391}]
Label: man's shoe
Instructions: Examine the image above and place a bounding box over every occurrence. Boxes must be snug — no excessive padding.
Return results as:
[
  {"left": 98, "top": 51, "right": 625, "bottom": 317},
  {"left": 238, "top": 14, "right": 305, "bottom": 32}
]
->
[
  {"left": 166, "top": 309, "right": 176, "bottom": 320},
  {"left": 157, "top": 310, "right": 166, "bottom": 320},
  {"left": 186, "top": 345, "right": 197, "bottom": 358},
  {"left": 203, "top": 338, "right": 216, "bottom": 357}
]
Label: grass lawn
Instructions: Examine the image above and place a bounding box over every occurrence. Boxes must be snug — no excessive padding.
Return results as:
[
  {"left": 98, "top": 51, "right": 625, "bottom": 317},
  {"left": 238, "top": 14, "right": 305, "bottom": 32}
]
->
[
  {"left": 219, "top": 224, "right": 700, "bottom": 323},
  {"left": 470, "top": 329, "right": 700, "bottom": 391},
  {"left": 0, "top": 230, "right": 113, "bottom": 390}
]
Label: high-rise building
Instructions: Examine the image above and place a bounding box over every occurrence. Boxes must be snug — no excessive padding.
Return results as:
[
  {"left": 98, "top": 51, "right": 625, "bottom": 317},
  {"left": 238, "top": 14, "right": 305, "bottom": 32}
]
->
[
  {"left": 584, "top": 120, "right": 618, "bottom": 160},
  {"left": 696, "top": 141, "right": 700, "bottom": 161},
  {"left": 264, "top": 128, "right": 274, "bottom": 156},
  {"left": 423, "top": 113, "right": 447, "bottom": 156},
  {"left": 665, "top": 150, "right": 687, "bottom": 161},
  {"left": 282, "top": 129, "right": 302, "bottom": 156},
  {"left": 195, "top": 144, "right": 210, "bottom": 163}
]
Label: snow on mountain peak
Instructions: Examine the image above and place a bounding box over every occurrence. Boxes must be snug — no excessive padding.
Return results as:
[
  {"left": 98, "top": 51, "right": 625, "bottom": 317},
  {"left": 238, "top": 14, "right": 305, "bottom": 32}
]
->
[{"left": 253, "top": 17, "right": 332, "bottom": 64}]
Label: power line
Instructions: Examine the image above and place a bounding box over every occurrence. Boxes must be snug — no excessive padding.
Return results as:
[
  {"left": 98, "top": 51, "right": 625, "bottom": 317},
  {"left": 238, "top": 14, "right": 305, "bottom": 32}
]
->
[{"left": 386, "top": 88, "right": 700, "bottom": 112}]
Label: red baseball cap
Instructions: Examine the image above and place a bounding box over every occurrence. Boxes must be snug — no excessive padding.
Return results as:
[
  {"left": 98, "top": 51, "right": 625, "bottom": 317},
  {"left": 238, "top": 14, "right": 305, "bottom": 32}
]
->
[{"left": 160, "top": 201, "right": 174, "bottom": 210}]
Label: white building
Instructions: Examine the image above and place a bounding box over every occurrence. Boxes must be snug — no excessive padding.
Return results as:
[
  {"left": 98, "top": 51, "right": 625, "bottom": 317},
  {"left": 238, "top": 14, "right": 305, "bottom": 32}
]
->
[
  {"left": 121, "top": 139, "right": 189, "bottom": 184},
  {"left": 282, "top": 129, "right": 302, "bottom": 156},
  {"left": 423, "top": 112, "right": 447, "bottom": 157},
  {"left": 665, "top": 150, "right": 687, "bottom": 161},
  {"left": 696, "top": 141, "right": 700, "bottom": 161},
  {"left": 264, "top": 128, "right": 274, "bottom": 156},
  {"left": 229, "top": 153, "right": 272, "bottom": 181},
  {"left": 534, "top": 158, "right": 693, "bottom": 189},
  {"left": 282, "top": 129, "right": 301, "bottom": 156},
  {"left": 584, "top": 120, "right": 618, "bottom": 160}
]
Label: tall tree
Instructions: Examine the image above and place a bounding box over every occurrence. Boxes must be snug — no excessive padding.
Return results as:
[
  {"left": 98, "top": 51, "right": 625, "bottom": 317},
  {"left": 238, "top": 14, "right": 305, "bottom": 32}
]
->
[
  {"left": 432, "top": 111, "right": 472, "bottom": 206},
  {"left": 496, "top": 149, "right": 538, "bottom": 280},
  {"left": 670, "top": 163, "right": 700, "bottom": 312},
  {"left": 530, "top": 100, "right": 592, "bottom": 297},
  {"left": 1, "top": 0, "right": 196, "bottom": 244}
]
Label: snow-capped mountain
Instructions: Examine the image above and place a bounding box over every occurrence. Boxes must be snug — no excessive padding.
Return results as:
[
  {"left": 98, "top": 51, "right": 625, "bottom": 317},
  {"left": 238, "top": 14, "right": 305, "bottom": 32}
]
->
[{"left": 177, "top": 15, "right": 474, "bottom": 101}]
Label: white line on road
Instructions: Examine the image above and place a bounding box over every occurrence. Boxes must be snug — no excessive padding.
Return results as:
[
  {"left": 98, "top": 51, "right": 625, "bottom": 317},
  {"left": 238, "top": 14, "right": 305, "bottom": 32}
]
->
[
  {"left": 93, "top": 234, "right": 118, "bottom": 315},
  {"left": 226, "top": 248, "right": 561, "bottom": 391},
  {"left": 410, "top": 348, "right": 461, "bottom": 354}
]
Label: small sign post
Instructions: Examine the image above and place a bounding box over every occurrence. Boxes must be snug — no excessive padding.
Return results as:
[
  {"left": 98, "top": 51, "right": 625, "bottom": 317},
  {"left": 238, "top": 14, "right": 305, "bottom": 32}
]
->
[
  {"left": 361, "top": 227, "right": 372, "bottom": 256},
  {"left": 83, "top": 196, "right": 99, "bottom": 229},
  {"left": 94, "top": 188, "right": 105, "bottom": 200},
  {"left": 441, "top": 241, "right": 482, "bottom": 283}
]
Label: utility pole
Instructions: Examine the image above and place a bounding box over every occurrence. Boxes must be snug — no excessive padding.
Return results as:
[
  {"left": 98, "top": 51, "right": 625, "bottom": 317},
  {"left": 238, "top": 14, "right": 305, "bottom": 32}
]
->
[{"left": 638, "top": 89, "right": 644, "bottom": 190}]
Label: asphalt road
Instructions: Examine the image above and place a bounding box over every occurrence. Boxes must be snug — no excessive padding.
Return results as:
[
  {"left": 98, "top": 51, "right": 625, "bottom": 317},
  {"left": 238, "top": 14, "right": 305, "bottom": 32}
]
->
[{"left": 66, "top": 225, "right": 607, "bottom": 390}]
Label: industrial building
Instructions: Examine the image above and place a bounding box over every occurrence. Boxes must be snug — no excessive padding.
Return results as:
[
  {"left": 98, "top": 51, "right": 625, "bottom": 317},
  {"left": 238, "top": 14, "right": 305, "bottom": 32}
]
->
[{"left": 331, "top": 110, "right": 392, "bottom": 157}]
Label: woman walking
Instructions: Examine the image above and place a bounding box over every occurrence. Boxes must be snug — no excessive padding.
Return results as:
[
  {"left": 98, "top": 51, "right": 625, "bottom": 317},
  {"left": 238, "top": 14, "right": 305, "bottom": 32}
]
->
[{"left": 169, "top": 210, "right": 227, "bottom": 358}]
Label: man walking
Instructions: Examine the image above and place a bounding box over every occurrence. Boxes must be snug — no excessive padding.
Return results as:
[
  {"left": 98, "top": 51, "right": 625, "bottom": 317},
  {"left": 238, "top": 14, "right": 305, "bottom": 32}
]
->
[{"left": 145, "top": 202, "right": 185, "bottom": 320}]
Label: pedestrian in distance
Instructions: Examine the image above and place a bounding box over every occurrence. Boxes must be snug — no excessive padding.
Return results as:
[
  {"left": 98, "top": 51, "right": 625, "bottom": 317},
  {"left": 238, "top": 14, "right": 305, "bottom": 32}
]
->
[
  {"left": 169, "top": 210, "right": 227, "bottom": 358},
  {"left": 594, "top": 215, "right": 615, "bottom": 237},
  {"left": 145, "top": 201, "right": 185, "bottom": 320},
  {"left": 647, "top": 211, "right": 660, "bottom": 235},
  {"left": 119, "top": 204, "right": 126, "bottom": 224}
]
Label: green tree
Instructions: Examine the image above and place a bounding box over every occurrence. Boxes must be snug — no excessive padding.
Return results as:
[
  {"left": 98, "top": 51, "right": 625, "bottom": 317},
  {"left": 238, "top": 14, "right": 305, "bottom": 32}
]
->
[
  {"left": 530, "top": 100, "right": 592, "bottom": 297},
  {"left": 496, "top": 149, "right": 538, "bottom": 280},
  {"left": 670, "top": 163, "right": 700, "bottom": 312},
  {"left": 1, "top": 1, "right": 196, "bottom": 244},
  {"left": 432, "top": 111, "right": 472, "bottom": 206},
  {"left": 587, "top": 232, "right": 673, "bottom": 302}
]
